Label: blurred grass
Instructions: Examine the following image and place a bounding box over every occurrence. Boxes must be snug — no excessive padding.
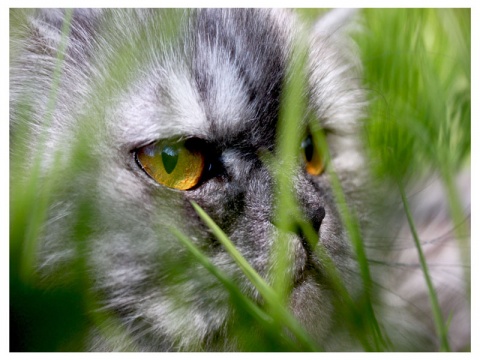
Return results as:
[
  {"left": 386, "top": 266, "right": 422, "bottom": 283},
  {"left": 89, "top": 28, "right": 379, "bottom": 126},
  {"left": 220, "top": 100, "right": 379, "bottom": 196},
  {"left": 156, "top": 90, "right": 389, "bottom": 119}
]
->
[
  {"left": 355, "top": 9, "right": 470, "bottom": 352},
  {"left": 358, "top": 9, "right": 470, "bottom": 181},
  {"left": 10, "top": 8, "right": 470, "bottom": 352}
]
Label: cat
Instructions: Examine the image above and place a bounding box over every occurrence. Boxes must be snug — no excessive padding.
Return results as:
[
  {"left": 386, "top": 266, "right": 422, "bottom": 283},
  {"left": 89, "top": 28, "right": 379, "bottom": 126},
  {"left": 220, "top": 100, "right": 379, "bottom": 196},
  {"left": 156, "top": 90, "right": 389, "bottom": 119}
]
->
[{"left": 9, "top": 8, "right": 470, "bottom": 351}]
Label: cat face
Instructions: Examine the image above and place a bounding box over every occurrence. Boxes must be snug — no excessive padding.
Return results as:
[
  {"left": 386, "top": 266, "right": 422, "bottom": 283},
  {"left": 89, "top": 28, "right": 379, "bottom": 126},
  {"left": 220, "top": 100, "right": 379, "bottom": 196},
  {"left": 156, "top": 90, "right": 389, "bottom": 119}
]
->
[{"left": 11, "top": 9, "right": 367, "bottom": 350}]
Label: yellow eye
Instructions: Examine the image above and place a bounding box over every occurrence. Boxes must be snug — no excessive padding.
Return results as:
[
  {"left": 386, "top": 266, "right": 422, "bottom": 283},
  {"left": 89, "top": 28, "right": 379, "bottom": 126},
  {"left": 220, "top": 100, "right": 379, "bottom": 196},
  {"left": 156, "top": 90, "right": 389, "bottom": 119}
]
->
[
  {"left": 135, "top": 139, "right": 205, "bottom": 190},
  {"left": 301, "top": 134, "right": 324, "bottom": 176}
]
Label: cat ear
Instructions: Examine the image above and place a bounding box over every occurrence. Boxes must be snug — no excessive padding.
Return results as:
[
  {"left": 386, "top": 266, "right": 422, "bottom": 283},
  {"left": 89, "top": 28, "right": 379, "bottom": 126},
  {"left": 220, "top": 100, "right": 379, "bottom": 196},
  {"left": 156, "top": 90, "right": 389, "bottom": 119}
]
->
[
  {"left": 313, "top": 8, "right": 359, "bottom": 37},
  {"left": 307, "top": 9, "right": 364, "bottom": 137}
]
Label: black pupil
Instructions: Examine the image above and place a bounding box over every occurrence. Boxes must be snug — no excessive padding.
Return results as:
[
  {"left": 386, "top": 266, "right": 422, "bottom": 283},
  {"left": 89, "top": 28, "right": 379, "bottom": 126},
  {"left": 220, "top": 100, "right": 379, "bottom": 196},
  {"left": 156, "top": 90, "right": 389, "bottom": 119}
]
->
[
  {"left": 302, "top": 136, "right": 314, "bottom": 162},
  {"left": 161, "top": 145, "right": 179, "bottom": 174}
]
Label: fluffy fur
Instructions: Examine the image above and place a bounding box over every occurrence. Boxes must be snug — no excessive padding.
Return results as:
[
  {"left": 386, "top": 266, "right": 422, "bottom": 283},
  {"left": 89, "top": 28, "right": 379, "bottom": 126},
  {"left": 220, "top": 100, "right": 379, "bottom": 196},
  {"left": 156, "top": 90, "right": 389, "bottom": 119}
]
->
[{"left": 10, "top": 9, "right": 469, "bottom": 351}]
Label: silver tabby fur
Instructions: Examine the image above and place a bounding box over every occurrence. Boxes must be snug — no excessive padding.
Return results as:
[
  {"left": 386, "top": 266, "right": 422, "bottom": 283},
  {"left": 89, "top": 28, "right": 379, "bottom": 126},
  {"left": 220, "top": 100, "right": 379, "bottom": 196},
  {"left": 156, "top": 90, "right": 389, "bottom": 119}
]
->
[{"left": 10, "top": 9, "right": 470, "bottom": 351}]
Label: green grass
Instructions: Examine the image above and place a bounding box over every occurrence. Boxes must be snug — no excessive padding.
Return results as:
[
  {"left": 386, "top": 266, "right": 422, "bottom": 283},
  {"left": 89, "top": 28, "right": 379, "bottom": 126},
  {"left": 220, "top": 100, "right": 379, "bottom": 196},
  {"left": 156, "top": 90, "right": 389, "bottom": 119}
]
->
[
  {"left": 10, "top": 9, "right": 470, "bottom": 352},
  {"left": 355, "top": 9, "right": 470, "bottom": 351}
]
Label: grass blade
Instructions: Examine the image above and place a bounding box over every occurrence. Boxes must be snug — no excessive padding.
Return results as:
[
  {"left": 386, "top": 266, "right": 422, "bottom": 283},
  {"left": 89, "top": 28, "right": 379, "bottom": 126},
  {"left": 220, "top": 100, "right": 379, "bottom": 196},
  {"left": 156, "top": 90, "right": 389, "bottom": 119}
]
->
[
  {"left": 310, "top": 124, "right": 388, "bottom": 351},
  {"left": 170, "top": 227, "right": 273, "bottom": 326},
  {"left": 190, "top": 201, "right": 320, "bottom": 351},
  {"left": 398, "top": 181, "right": 451, "bottom": 351}
]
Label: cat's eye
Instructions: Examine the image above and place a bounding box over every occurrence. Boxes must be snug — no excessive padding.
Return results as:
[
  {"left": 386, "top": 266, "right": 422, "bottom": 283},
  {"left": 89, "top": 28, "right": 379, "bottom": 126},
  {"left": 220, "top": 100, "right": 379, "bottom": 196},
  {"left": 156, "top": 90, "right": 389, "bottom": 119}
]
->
[
  {"left": 301, "top": 134, "right": 324, "bottom": 176},
  {"left": 135, "top": 139, "right": 205, "bottom": 190}
]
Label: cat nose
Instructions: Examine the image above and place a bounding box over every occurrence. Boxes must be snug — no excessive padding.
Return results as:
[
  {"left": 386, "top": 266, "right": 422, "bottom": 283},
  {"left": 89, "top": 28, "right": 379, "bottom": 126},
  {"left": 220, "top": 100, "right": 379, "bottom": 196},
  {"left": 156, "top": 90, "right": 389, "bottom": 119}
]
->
[
  {"left": 310, "top": 205, "right": 326, "bottom": 232},
  {"left": 296, "top": 204, "right": 325, "bottom": 250},
  {"left": 298, "top": 195, "right": 326, "bottom": 231},
  {"left": 276, "top": 203, "right": 325, "bottom": 253}
]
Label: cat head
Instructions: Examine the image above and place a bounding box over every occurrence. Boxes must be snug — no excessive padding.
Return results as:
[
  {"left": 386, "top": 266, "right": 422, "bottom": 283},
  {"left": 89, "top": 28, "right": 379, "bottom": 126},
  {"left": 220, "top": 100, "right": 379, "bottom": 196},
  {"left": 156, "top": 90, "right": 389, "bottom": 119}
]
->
[{"left": 11, "top": 9, "right": 367, "bottom": 350}]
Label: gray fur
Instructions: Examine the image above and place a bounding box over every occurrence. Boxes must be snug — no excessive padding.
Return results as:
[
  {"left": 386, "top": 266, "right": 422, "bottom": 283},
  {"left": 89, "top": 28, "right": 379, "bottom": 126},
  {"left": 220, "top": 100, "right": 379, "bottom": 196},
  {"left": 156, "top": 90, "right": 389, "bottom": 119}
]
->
[{"left": 10, "top": 9, "right": 469, "bottom": 351}]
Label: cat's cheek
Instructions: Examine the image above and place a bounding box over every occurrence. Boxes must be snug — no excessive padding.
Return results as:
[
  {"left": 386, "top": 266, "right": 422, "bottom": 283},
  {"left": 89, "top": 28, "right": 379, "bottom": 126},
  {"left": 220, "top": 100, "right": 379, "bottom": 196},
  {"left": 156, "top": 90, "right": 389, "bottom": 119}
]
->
[{"left": 289, "top": 277, "right": 336, "bottom": 343}]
